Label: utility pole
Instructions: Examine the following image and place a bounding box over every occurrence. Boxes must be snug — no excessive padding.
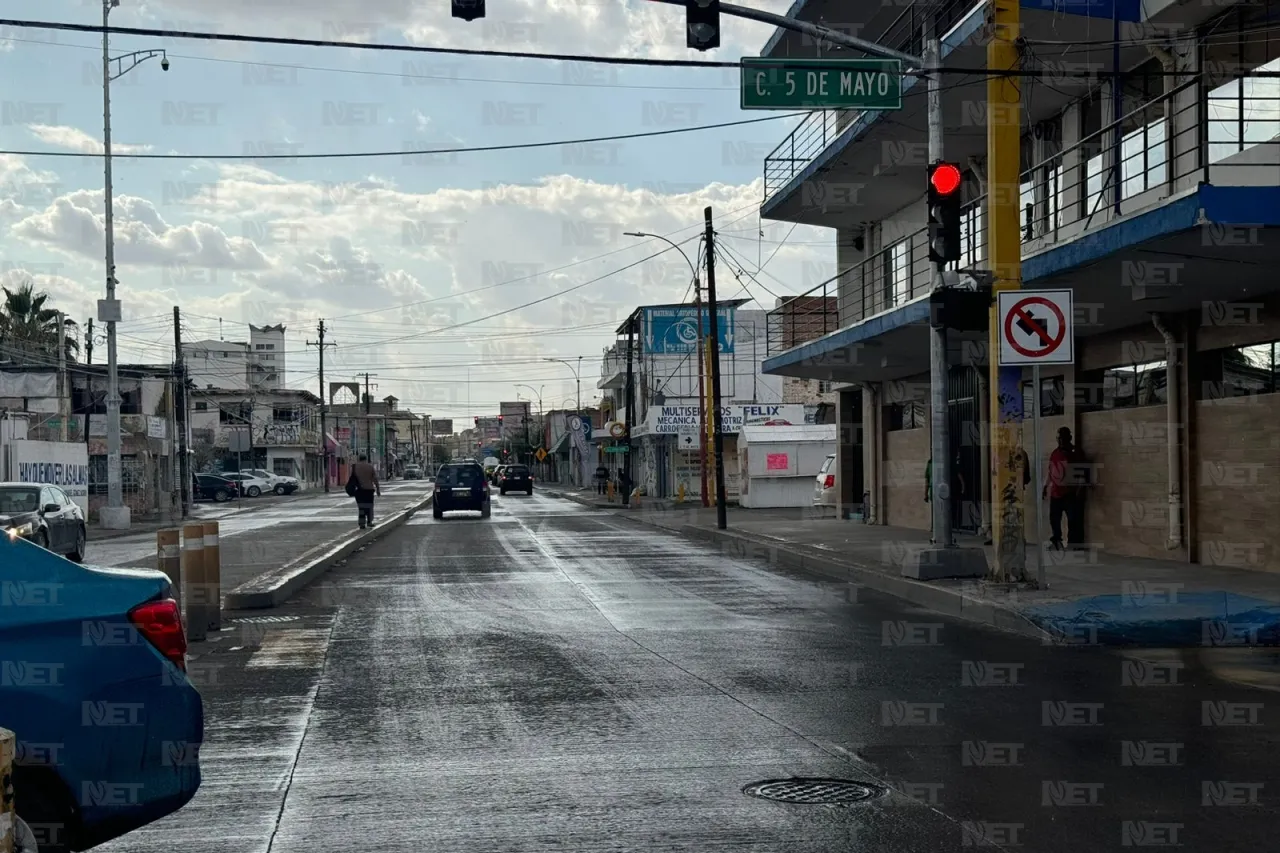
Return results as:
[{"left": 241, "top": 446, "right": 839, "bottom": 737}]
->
[
  {"left": 704, "top": 206, "right": 728, "bottom": 530},
  {"left": 99, "top": 0, "right": 126, "bottom": 531},
  {"left": 988, "top": 0, "right": 1027, "bottom": 581},
  {"left": 56, "top": 312, "right": 68, "bottom": 442},
  {"left": 85, "top": 318, "right": 93, "bottom": 365},
  {"left": 623, "top": 315, "right": 635, "bottom": 507},
  {"left": 307, "top": 320, "right": 336, "bottom": 492},
  {"left": 359, "top": 372, "right": 377, "bottom": 466},
  {"left": 173, "top": 307, "right": 190, "bottom": 517},
  {"left": 693, "top": 256, "right": 709, "bottom": 507}
]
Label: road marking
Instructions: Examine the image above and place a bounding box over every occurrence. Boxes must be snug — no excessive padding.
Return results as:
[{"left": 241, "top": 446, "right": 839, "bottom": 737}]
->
[{"left": 245, "top": 628, "right": 332, "bottom": 670}]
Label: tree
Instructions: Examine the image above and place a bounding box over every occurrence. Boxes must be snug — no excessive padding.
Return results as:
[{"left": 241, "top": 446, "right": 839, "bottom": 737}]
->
[{"left": 0, "top": 280, "right": 79, "bottom": 365}]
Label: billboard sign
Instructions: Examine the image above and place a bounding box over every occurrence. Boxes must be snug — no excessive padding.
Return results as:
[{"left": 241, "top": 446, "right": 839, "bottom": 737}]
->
[
  {"left": 5, "top": 440, "right": 91, "bottom": 515},
  {"left": 430, "top": 418, "right": 453, "bottom": 435},
  {"left": 642, "top": 306, "right": 735, "bottom": 355}
]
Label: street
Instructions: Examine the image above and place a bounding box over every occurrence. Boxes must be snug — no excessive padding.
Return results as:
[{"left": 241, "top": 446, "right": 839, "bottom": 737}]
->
[{"left": 102, "top": 492, "right": 1279, "bottom": 852}]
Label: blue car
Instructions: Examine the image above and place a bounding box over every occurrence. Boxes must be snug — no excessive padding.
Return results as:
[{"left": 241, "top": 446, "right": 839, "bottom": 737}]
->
[{"left": 0, "top": 531, "right": 204, "bottom": 852}]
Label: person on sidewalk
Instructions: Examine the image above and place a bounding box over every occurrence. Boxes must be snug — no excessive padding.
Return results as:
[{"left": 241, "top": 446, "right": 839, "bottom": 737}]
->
[
  {"left": 349, "top": 454, "right": 381, "bottom": 529},
  {"left": 594, "top": 464, "right": 609, "bottom": 495},
  {"left": 1043, "top": 426, "right": 1085, "bottom": 550}
]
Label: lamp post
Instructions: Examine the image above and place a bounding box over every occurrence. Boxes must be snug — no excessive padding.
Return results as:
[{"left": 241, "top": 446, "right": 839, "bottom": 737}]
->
[
  {"left": 625, "top": 231, "right": 708, "bottom": 507},
  {"left": 99, "top": 0, "right": 170, "bottom": 530},
  {"left": 515, "top": 384, "right": 543, "bottom": 466},
  {"left": 543, "top": 357, "right": 584, "bottom": 486}
]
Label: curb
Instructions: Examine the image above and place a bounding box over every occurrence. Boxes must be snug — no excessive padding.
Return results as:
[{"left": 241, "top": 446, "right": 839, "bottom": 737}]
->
[
  {"left": 224, "top": 492, "right": 434, "bottom": 610},
  {"left": 612, "top": 510, "right": 1056, "bottom": 645}
]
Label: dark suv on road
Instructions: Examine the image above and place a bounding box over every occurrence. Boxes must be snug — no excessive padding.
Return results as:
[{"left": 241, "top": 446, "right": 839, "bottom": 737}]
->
[
  {"left": 499, "top": 465, "right": 533, "bottom": 495},
  {"left": 432, "top": 461, "right": 491, "bottom": 520}
]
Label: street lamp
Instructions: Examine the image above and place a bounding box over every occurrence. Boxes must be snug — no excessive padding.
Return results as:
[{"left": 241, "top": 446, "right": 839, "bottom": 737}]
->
[
  {"left": 98, "top": 0, "right": 170, "bottom": 530},
  {"left": 624, "top": 231, "right": 709, "bottom": 507}
]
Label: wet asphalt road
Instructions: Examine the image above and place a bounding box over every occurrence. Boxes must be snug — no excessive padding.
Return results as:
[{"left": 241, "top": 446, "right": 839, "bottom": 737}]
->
[{"left": 104, "top": 492, "right": 1280, "bottom": 852}]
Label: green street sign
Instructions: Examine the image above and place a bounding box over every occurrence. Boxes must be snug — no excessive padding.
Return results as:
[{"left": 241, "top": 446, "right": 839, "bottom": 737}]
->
[
  {"left": 740, "top": 58, "right": 903, "bottom": 111},
  {"left": 604, "top": 446, "right": 629, "bottom": 454}
]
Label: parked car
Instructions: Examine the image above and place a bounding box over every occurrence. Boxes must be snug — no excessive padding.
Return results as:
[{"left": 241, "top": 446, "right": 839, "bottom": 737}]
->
[
  {"left": 0, "top": 533, "right": 203, "bottom": 853},
  {"left": 433, "top": 461, "right": 491, "bottom": 520},
  {"left": 814, "top": 453, "right": 837, "bottom": 507},
  {"left": 499, "top": 465, "right": 534, "bottom": 495},
  {"left": 244, "top": 469, "right": 301, "bottom": 496},
  {"left": 193, "top": 474, "right": 240, "bottom": 503},
  {"left": 402, "top": 464, "right": 423, "bottom": 480},
  {"left": 0, "top": 482, "right": 86, "bottom": 562},
  {"left": 219, "top": 472, "right": 273, "bottom": 498}
]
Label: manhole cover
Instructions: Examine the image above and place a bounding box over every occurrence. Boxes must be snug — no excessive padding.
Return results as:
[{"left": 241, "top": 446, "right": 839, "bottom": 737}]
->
[
  {"left": 233, "top": 615, "right": 300, "bottom": 624},
  {"left": 743, "top": 778, "right": 884, "bottom": 806}
]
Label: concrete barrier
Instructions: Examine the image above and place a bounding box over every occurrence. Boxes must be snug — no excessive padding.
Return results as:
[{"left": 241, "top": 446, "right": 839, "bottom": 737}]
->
[
  {"left": 225, "top": 492, "right": 433, "bottom": 610},
  {"left": 156, "top": 528, "right": 181, "bottom": 609},
  {"left": 182, "top": 523, "right": 207, "bottom": 642},
  {"left": 203, "top": 521, "right": 222, "bottom": 632}
]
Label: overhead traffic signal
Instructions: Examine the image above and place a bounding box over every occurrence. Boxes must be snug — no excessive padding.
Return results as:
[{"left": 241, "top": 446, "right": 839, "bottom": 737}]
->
[
  {"left": 686, "top": 0, "right": 721, "bottom": 51},
  {"left": 498, "top": 415, "right": 504, "bottom": 424},
  {"left": 927, "top": 161, "right": 963, "bottom": 265},
  {"left": 451, "top": 0, "right": 485, "bottom": 22}
]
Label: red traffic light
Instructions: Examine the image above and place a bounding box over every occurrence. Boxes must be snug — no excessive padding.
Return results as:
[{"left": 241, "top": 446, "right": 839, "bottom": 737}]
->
[{"left": 930, "top": 162, "right": 962, "bottom": 196}]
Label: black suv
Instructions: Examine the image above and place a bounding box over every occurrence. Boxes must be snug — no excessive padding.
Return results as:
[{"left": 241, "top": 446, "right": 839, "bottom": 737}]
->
[
  {"left": 499, "top": 465, "right": 533, "bottom": 495},
  {"left": 432, "top": 461, "right": 491, "bottom": 519}
]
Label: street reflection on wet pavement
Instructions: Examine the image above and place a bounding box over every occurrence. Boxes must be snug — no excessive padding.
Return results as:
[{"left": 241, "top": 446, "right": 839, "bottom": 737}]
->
[{"left": 101, "top": 492, "right": 1280, "bottom": 852}]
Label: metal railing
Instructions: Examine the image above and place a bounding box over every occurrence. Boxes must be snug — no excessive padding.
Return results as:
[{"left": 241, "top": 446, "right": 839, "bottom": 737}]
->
[
  {"left": 764, "top": 70, "right": 1280, "bottom": 356},
  {"left": 761, "top": 0, "right": 981, "bottom": 203}
]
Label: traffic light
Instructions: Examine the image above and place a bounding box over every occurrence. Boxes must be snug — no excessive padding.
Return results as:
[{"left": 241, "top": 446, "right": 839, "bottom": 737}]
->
[
  {"left": 473, "top": 416, "right": 479, "bottom": 427},
  {"left": 451, "top": 0, "right": 485, "bottom": 22},
  {"left": 497, "top": 415, "right": 504, "bottom": 425},
  {"left": 686, "top": 0, "right": 720, "bottom": 51},
  {"left": 927, "top": 161, "right": 963, "bottom": 265}
]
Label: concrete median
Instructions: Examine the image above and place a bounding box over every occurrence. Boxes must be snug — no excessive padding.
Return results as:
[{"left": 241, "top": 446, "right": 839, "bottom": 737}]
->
[{"left": 224, "top": 491, "right": 433, "bottom": 610}]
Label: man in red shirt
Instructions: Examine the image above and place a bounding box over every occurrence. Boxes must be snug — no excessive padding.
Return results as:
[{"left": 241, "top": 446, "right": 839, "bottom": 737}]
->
[{"left": 1043, "top": 426, "right": 1084, "bottom": 549}]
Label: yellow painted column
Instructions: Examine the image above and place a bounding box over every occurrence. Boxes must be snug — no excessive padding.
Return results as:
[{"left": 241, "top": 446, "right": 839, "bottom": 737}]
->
[{"left": 988, "top": 0, "right": 1027, "bottom": 582}]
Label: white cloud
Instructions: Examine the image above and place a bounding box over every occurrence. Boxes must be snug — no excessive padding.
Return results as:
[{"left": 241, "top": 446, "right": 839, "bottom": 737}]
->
[
  {"left": 11, "top": 189, "right": 273, "bottom": 271},
  {"left": 2, "top": 157, "right": 833, "bottom": 413},
  {"left": 138, "top": 0, "right": 791, "bottom": 59},
  {"left": 26, "top": 125, "right": 154, "bottom": 156}
]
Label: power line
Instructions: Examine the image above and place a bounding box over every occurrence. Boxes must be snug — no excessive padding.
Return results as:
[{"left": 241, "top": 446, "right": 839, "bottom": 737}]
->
[
  {"left": 1, "top": 112, "right": 805, "bottom": 160},
  {"left": 0, "top": 17, "right": 745, "bottom": 67},
  {"left": 0, "top": 33, "right": 742, "bottom": 92}
]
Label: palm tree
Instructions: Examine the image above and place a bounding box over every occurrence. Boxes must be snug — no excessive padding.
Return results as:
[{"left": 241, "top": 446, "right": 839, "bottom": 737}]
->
[{"left": 0, "top": 280, "right": 79, "bottom": 365}]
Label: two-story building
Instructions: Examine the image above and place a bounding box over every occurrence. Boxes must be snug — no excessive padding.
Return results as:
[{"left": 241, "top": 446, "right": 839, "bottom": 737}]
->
[
  {"left": 759, "top": 0, "right": 1280, "bottom": 570},
  {"left": 189, "top": 386, "right": 322, "bottom": 483},
  {"left": 601, "top": 300, "right": 814, "bottom": 498},
  {"left": 183, "top": 323, "right": 288, "bottom": 392}
]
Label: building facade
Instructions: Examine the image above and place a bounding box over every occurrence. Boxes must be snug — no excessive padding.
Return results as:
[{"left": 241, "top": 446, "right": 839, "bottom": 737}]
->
[
  {"left": 758, "top": 0, "right": 1280, "bottom": 570},
  {"left": 189, "top": 386, "right": 322, "bottom": 484}
]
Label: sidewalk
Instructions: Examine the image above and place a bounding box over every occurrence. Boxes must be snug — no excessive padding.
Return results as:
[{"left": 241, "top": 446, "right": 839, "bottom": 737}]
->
[{"left": 544, "top": 487, "right": 1280, "bottom": 647}]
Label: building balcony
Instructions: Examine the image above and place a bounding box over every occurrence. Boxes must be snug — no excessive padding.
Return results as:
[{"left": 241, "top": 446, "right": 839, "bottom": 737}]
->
[
  {"left": 211, "top": 421, "right": 321, "bottom": 448},
  {"left": 758, "top": 0, "right": 1247, "bottom": 227},
  {"left": 764, "top": 72, "right": 1280, "bottom": 381}
]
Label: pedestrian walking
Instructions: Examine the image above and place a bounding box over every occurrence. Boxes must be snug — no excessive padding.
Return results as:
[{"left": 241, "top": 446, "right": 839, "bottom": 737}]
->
[
  {"left": 594, "top": 464, "right": 609, "bottom": 495},
  {"left": 346, "top": 454, "right": 381, "bottom": 529},
  {"left": 1043, "top": 427, "right": 1085, "bottom": 550}
]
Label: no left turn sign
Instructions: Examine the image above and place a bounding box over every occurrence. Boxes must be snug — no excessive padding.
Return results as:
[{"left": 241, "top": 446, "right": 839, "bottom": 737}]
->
[{"left": 997, "top": 289, "right": 1074, "bottom": 366}]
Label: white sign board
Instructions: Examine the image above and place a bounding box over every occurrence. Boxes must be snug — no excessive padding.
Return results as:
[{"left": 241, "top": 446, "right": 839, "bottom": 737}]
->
[
  {"left": 647, "top": 404, "right": 805, "bottom": 435},
  {"left": 998, "top": 289, "right": 1074, "bottom": 366},
  {"left": 5, "top": 440, "right": 91, "bottom": 516}
]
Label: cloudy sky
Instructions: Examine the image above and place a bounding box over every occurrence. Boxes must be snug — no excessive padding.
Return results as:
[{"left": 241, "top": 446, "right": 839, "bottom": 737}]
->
[{"left": 0, "top": 0, "right": 835, "bottom": 421}]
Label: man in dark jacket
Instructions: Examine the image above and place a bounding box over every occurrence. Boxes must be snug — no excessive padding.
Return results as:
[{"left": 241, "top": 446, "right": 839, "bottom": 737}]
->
[{"left": 350, "top": 454, "right": 381, "bottom": 529}]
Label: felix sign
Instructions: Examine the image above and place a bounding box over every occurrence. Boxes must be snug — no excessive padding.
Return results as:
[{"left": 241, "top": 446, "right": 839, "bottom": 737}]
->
[{"left": 646, "top": 404, "right": 804, "bottom": 435}]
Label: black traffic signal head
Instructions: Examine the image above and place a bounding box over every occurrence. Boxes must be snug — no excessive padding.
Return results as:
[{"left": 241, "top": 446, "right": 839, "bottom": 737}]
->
[
  {"left": 927, "top": 161, "right": 963, "bottom": 266},
  {"left": 498, "top": 415, "right": 504, "bottom": 423},
  {"left": 686, "top": 0, "right": 721, "bottom": 51},
  {"left": 451, "top": 0, "right": 485, "bottom": 22}
]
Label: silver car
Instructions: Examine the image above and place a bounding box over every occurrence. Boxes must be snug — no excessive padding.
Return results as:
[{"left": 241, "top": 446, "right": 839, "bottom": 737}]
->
[{"left": 813, "top": 453, "right": 837, "bottom": 507}]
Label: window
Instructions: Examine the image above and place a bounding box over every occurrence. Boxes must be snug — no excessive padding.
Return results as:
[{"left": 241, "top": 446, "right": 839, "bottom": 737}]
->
[
  {"left": 817, "top": 381, "right": 832, "bottom": 394},
  {"left": 1021, "top": 375, "right": 1066, "bottom": 417},
  {"left": 1078, "top": 361, "right": 1167, "bottom": 411},
  {"left": 272, "top": 459, "right": 294, "bottom": 476},
  {"left": 959, "top": 203, "right": 983, "bottom": 269},
  {"left": 194, "top": 401, "right": 209, "bottom": 412},
  {"left": 1199, "top": 341, "right": 1278, "bottom": 400},
  {"left": 219, "top": 403, "right": 252, "bottom": 424},
  {"left": 886, "top": 401, "right": 926, "bottom": 431},
  {"left": 273, "top": 406, "right": 298, "bottom": 423},
  {"left": 882, "top": 240, "right": 909, "bottom": 308}
]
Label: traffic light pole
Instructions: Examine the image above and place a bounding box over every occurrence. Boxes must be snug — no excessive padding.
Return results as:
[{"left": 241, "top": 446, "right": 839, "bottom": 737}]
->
[{"left": 925, "top": 29, "right": 953, "bottom": 550}]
